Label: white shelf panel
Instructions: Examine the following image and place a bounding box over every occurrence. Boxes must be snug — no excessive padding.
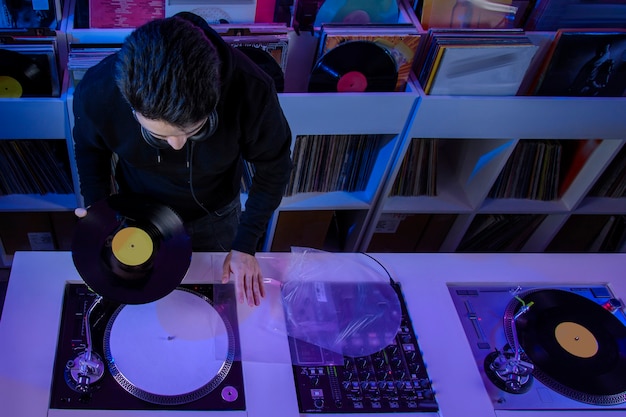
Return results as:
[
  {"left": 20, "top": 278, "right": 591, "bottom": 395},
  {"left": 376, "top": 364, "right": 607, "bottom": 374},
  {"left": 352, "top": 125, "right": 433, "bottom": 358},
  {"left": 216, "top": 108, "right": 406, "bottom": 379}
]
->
[
  {"left": 382, "top": 195, "right": 472, "bottom": 213},
  {"left": 0, "top": 98, "right": 66, "bottom": 139},
  {"left": 279, "top": 191, "right": 371, "bottom": 210},
  {"left": 278, "top": 91, "right": 418, "bottom": 135},
  {"left": 411, "top": 94, "right": 626, "bottom": 140},
  {"left": 574, "top": 197, "right": 626, "bottom": 214},
  {"left": 0, "top": 194, "right": 77, "bottom": 211},
  {"left": 478, "top": 198, "right": 569, "bottom": 213},
  {"left": 65, "top": 12, "right": 132, "bottom": 44}
]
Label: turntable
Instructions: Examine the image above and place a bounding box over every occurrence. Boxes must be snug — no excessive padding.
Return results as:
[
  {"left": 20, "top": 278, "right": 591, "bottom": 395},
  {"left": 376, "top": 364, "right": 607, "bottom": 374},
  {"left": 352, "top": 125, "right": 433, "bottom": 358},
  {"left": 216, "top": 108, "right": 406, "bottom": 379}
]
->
[
  {"left": 448, "top": 283, "right": 626, "bottom": 410},
  {"left": 49, "top": 283, "right": 245, "bottom": 410},
  {"left": 48, "top": 194, "right": 245, "bottom": 410}
]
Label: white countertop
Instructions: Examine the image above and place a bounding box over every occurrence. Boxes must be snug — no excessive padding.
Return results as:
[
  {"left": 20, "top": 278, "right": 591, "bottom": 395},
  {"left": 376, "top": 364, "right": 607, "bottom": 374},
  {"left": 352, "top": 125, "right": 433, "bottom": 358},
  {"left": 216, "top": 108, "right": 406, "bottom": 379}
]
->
[{"left": 1, "top": 251, "right": 626, "bottom": 417}]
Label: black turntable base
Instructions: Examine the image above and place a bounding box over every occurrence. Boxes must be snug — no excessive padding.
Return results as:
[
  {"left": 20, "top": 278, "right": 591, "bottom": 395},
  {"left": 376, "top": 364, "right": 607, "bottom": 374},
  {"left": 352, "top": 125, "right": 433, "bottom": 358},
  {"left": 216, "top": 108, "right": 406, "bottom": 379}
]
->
[
  {"left": 49, "top": 283, "right": 245, "bottom": 410},
  {"left": 448, "top": 284, "right": 626, "bottom": 410}
]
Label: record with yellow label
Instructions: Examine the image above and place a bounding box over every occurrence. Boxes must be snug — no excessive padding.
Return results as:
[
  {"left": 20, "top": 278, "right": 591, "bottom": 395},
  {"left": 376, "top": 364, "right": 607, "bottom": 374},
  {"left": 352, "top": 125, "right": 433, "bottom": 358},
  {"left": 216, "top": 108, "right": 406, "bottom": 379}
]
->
[
  {"left": 504, "top": 288, "right": 626, "bottom": 405},
  {"left": 0, "top": 49, "right": 52, "bottom": 97},
  {"left": 71, "top": 194, "right": 192, "bottom": 304}
]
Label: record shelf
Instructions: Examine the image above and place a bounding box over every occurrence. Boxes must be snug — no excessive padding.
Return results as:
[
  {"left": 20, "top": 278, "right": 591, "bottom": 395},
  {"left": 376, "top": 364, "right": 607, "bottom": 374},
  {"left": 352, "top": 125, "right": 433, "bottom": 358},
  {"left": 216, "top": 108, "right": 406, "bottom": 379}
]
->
[
  {"left": 4, "top": 0, "right": 626, "bottom": 259},
  {"left": 60, "top": 1, "right": 423, "bottom": 253},
  {"left": 360, "top": 74, "right": 626, "bottom": 254}
]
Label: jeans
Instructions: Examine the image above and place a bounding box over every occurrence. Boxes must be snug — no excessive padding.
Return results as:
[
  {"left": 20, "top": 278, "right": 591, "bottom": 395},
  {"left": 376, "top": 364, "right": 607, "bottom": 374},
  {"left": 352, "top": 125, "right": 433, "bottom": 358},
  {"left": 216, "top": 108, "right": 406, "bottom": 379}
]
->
[{"left": 184, "top": 196, "right": 241, "bottom": 252}]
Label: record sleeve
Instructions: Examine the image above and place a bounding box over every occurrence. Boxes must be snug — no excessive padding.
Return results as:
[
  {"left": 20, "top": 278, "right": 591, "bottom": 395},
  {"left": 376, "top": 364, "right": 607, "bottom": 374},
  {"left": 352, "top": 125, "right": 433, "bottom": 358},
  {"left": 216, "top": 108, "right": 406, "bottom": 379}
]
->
[
  {"left": 319, "top": 24, "right": 421, "bottom": 91},
  {"left": 308, "top": 40, "right": 398, "bottom": 92},
  {"left": 89, "top": 0, "right": 165, "bottom": 28},
  {"left": 419, "top": 0, "right": 521, "bottom": 30},
  {"left": 0, "top": 47, "right": 55, "bottom": 97},
  {"left": 531, "top": 30, "right": 626, "bottom": 97},
  {"left": 235, "top": 44, "right": 285, "bottom": 92},
  {"left": 0, "top": 0, "right": 62, "bottom": 29},
  {"left": 165, "top": 1, "right": 257, "bottom": 23},
  {"left": 223, "top": 32, "right": 289, "bottom": 92},
  {"left": 314, "top": 0, "right": 400, "bottom": 26}
]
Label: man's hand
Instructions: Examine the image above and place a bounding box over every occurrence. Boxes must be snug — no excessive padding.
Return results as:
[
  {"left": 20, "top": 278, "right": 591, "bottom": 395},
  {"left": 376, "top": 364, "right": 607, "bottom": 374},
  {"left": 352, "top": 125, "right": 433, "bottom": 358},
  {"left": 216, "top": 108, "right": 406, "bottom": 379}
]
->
[
  {"left": 75, "top": 207, "right": 88, "bottom": 218},
  {"left": 222, "top": 250, "right": 265, "bottom": 306}
]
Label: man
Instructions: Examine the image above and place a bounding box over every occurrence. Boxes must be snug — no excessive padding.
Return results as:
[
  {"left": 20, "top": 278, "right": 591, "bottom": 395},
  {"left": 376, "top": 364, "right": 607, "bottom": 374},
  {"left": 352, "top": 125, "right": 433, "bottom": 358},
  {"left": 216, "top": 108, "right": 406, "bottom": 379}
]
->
[{"left": 72, "top": 12, "right": 293, "bottom": 306}]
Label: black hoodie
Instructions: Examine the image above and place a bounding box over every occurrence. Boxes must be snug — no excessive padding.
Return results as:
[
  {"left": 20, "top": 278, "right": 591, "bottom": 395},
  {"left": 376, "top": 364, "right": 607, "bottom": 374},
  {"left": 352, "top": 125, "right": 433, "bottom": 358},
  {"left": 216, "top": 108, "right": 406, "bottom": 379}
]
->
[{"left": 72, "top": 14, "right": 293, "bottom": 255}]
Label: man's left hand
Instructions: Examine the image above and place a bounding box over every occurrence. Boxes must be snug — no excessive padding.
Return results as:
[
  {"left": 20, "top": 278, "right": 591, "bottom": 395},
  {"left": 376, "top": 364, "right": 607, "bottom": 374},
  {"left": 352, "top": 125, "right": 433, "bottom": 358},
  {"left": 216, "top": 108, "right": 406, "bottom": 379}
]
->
[{"left": 222, "top": 250, "right": 265, "bottom": 306}]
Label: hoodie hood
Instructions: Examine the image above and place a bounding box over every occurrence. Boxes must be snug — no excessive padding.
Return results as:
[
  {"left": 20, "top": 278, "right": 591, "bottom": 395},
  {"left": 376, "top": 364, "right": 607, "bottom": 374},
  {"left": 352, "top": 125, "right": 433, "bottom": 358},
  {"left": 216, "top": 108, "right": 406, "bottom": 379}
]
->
[{"left": 173, "top": 11, "right": 235, "bottom": 89}]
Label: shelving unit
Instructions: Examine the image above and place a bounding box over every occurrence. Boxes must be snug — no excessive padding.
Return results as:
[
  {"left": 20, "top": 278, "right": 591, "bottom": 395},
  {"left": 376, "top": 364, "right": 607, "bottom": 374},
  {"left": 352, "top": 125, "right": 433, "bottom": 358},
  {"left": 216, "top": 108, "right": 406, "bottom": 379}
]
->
[
  {"left": 360, "top": 77, "right": 626, "bottom": 253},
  {"left": 4, "top": 0, "right": 626, "bottom": 258},
  {"left": 267, "top": 88, "right": 419, "bottom": 251}
]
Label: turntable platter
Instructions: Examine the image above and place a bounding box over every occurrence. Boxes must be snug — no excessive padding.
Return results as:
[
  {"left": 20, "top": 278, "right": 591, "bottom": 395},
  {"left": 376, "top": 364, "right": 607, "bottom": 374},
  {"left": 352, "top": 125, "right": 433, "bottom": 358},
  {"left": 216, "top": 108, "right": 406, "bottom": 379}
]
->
[
  {"left": 104, "top": 288, "right": 236, "bottom": 404},
  {"left": 504, "top": 288, "right": 626, "bottom": 405}
]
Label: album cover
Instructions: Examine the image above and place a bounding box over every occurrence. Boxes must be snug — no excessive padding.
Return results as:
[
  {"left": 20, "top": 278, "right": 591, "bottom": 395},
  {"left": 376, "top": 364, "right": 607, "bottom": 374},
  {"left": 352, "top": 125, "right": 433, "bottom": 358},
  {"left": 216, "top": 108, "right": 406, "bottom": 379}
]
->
[
  {"left": 165, "top": 0, "right": 257, "bottom": 24},
  {"left": 254, "top": 0, "right": 277, "bottom": 23},
  {"left": 0, "top": 43, "right": 60, "bottom": 97},
  {"left": 531, "top": 30, "right": 626, "bottom": 97},
  {"left": 416, "top": 30, "right": 539, "bottom": 95},
  {"left": 292, "top": 0, "right": 400, "bottom": 33},
  {"left": 425, "top": 42, "right": 538, "bottom": 95},
  {"left": 525, "top": 0, "right": 626, "bottom": 31},
  {"left": 419, "top": 0, "right": 528, "bottom": 30},
  {"left": 220, "top": 27, "right": 289, "bottom": 93},
  {"left": 319, "top": 23, "right": 421, "bottom": 92},
  {"left": 0, "top": 0, "right": 62, "bottom": 29},
  {"left": 414, "top": 28, "right": 528, "bottom": 88},
  {"left": 224, "top": 34, "right": 289, "bottom": 72},
  {"left": 89, "top": 0, "right": 164, "bottom": 28}
]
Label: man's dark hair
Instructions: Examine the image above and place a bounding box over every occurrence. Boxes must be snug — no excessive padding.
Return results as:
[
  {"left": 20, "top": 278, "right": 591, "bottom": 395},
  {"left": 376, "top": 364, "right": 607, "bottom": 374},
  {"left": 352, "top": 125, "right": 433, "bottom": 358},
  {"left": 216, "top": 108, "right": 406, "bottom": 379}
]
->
[{"left": 115, "top": 16, "right": 221, "bottom": 127}]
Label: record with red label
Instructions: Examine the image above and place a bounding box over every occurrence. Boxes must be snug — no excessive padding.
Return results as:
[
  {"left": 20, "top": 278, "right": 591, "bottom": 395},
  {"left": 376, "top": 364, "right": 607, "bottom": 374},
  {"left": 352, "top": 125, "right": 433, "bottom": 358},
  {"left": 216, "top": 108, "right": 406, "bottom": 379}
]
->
[
  {"left": 71, "top": 194, "right": 192, "bottom": 304},
  {"left": 308, "top": 40, "right": 398, "bottom": 92}
]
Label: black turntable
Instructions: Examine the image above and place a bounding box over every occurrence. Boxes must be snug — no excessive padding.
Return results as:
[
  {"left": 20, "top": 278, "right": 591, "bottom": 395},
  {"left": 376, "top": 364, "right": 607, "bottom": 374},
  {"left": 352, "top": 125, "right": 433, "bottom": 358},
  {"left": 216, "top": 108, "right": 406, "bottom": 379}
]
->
[
  {"left": 49, "top": 282, "right": 245, "bottom": 411},
  {"left": 448, "top": 283, "right": 626, "bottom": 410}
]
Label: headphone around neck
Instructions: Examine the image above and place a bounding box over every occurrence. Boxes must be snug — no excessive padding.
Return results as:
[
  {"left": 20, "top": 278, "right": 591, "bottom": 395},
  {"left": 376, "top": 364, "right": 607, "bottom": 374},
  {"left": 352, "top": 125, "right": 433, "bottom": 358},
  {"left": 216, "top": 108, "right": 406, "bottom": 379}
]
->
[{"left": 137, "top": 108, "right": 219, "bottom": 150}]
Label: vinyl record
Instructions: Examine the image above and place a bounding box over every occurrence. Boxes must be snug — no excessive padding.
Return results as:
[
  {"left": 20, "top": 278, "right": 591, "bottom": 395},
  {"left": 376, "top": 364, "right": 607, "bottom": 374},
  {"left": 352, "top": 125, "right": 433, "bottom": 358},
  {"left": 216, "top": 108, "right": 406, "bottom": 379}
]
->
[
  {"left": 505, "top": 289, "right": 626, "bottom": 404},
  {"left": 236, "top": 45, "right": 285, "bottom": 92},
  {"left": 71, "top": 194, "right": 192, "bottom": 305},
  {"left": 0, "top": 49, "right": 52, "bottom": 97},
  {"left": 308, "top": 40, "right": 398, "bottom": 92},
  {"left": 315, "top": 0, "right": 399, "bottom": 26}
]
